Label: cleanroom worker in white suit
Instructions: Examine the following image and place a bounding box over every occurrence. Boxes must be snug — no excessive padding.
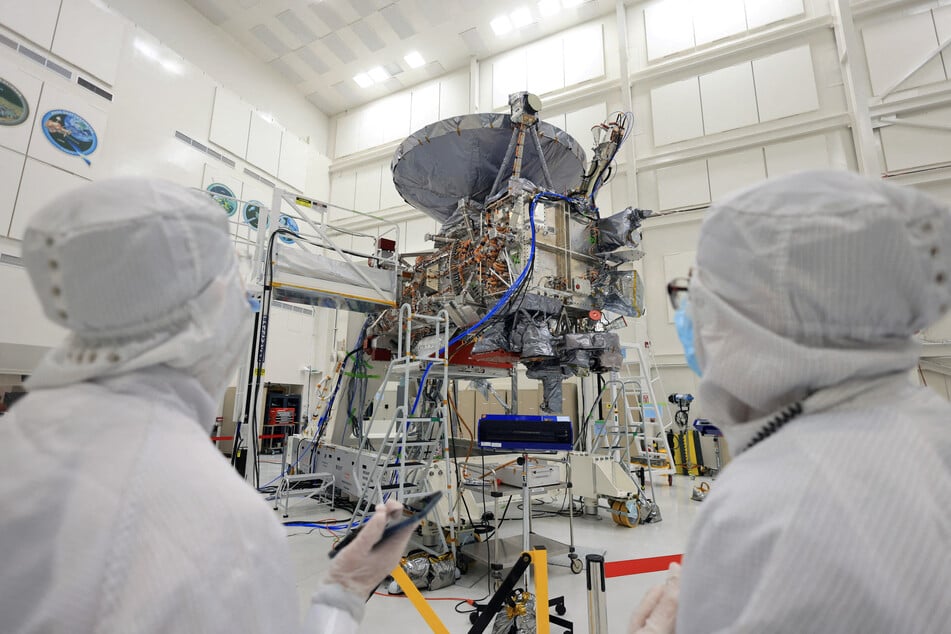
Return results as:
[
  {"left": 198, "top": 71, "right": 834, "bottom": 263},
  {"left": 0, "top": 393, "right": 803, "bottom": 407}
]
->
[
  {"left": 0, "top": 178, "right": 414, "bottom": 634},
  {"left": 631, "top": 170, "right": 951, "bottom": 633}
]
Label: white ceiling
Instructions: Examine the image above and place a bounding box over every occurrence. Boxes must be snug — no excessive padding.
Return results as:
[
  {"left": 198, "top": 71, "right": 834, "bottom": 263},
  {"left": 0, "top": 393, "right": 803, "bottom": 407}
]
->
[{"left": 184, "top": 0, "right": 616, "bottom": 115}]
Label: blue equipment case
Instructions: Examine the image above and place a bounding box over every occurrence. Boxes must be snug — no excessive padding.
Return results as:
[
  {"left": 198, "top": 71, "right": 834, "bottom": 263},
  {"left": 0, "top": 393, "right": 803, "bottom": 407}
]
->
[{"left": 477, "top": 414, "right": 574, "bottom": 451}]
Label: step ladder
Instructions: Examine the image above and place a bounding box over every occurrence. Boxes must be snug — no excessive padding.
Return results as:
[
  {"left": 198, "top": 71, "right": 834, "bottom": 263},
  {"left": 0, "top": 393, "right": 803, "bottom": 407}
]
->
[
  {"left": 616, "top": 342, "right": 675, "bottom": 482},
  {"left": 345, "top": 306, "right": 455, "bottom": 558}
]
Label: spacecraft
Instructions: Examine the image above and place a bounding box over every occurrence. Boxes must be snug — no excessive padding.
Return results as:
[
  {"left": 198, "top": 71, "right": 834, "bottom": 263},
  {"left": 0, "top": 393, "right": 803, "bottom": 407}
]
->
[{"left": 368, "top": 92, "right": 650, "bottom": 413}]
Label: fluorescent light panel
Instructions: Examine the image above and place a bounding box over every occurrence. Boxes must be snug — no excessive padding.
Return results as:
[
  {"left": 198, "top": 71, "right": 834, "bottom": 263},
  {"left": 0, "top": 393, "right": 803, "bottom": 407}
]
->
[
  {"left": 368, "top": 66, "right": 388, "bottom": 82},
  {"left": 353, "top": 72, "right": 373, "bottom": 87},
  {"left": 404, "top": 51, "right": 425, "bottom": 68},
  {"left": 510, "top": 7, "right": 534, "bottom": 28},
  {"left": 490, "top": 15, "right": 512, "bottom": 35}
]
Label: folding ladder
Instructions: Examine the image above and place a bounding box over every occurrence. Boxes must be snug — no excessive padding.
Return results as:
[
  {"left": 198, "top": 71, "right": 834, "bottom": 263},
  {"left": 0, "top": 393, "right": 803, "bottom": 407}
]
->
[
  {"left": 616, "top": 342, "right": 675, "bottom": 483},
  {"left": 345, "top": 306, "right": 456, "bottom": 558}
]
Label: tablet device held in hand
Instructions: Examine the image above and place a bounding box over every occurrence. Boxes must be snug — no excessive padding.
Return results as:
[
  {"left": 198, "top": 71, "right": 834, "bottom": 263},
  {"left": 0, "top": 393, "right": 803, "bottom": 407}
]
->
[{"left": 329, "top": 491, "right": 443, "bottom": 558}]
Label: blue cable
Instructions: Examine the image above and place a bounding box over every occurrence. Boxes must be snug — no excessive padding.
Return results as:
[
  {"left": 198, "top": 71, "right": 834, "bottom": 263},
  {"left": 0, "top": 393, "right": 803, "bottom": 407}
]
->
[{"left": 409, "top": 192, "right": 570, "bottom": 415}]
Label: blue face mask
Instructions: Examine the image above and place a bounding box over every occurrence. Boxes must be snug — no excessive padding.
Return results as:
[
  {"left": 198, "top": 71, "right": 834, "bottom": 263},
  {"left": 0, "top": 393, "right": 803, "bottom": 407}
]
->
[
  {"left": 674, "top": 299, "right": 702, "bottom": 377},
  {"left": 246, "top": 292, "right": 261, "bottom": 313}
]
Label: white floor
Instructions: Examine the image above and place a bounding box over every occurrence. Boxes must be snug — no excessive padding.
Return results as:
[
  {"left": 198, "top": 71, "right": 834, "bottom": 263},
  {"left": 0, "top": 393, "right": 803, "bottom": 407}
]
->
[{"left": 264, "top": 459, "right": 711, "bottom": 634}]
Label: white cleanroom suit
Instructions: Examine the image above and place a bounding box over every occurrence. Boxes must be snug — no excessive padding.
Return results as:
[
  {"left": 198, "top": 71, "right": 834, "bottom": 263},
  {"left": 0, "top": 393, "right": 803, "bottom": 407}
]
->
[
  {"left": 0, "top": 179, "right": 409, "bottom": 634},
  {"left": 677, "top": 171, "right": 951, "bottom": 633}
]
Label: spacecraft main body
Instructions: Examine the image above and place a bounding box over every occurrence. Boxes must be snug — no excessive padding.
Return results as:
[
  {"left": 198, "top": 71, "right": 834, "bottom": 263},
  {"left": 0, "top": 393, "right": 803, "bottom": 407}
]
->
[{"left": 371, "top": 93, "right": 649, "bottom": 413}]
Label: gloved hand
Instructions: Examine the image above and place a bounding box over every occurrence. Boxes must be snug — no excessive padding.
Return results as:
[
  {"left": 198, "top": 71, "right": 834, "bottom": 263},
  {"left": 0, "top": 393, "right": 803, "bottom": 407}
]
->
[
  {"left": 327, "top": 500, "right": 417, "bottom": 599},
  {"left": 628, "top": 562, "right": 681, "bottom": 634}
]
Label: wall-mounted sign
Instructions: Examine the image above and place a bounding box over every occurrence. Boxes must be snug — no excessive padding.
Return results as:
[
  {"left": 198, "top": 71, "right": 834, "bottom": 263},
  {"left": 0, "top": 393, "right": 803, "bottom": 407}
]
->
[
  {"left": 41, "top": 109, "right": 97, "bottom": 165},
  {"left": 278, "top": 214, "right": 298, "bottom": 244},
  {"left": 206, "top": 182, "right": 238, "bottom": 216},
  {"left": 0, "top": 77, "right": 28, "bottom": 126},
  {"left": 244, "top": 200, "right": 266, "bottom": 229}
]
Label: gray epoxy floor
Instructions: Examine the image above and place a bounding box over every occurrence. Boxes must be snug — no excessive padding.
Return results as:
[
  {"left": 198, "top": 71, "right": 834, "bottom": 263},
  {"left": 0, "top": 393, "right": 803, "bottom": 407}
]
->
[{"left": 262, "top": 458, "right": 711, "bottom": 634}]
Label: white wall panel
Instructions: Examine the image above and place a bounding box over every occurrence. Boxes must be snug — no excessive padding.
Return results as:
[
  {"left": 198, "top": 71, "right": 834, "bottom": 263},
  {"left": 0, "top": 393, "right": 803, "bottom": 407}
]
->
[
  {"left": 644, "top": 0, "right": 695, "bottom": 61},
  {"left": 862, "top": 12, "right": 945, "bottom": 97},
  {"left": 335, "top": 113, "right": 359, "bottom": 157},
  {"left": 708, "top": 148, "right": 766, "bottom": 200},
  {"left": 439, "top": 72, "right": 469, "bottom": 119},
  {"left": 753, "top": 45, "right": 819, "bottom": 122},
  {"left": 693, "top": 0, "right": 747, "bottom": 46},
  {"left": 403, "top": 217, "right": 435, "bottom": 252},
  {"left": 563, "top": 23, "right": 604, "bottom": 86},
  {"left": 246, "top": 113, "right": 282, "bottom": 176},
  {"left": 700, "top": 62, "right": 759, "bottom": 134},
  {"left": 9, "top": 158, "right": 88, "bottom": 239},
  {"left": 651, "top": 77, "right": 704, "bottom": 145},
  {"left": 210, "top": 87, "right": 252, "bottom": 158},
  {"left": 358, "top": 102, "right": 385, "bottom": 150},
  {"left": 745, "top": 0, "right": 804, "bottom": 30},
  {"left": 565, "top": 103, "right": 608, "bottom": 155},
  {"left": 764, "top": 135, "right": 831, "bottom": 178},
  {"left": 51, "top": 0, "right": 126, "bottom": 85},
  {"left": 656, "top": 159, "right": 710, "bottom": 210},
  {"left": 0, "top": 146, "right": 24, "bottom": 236},
  {"left": 527, "top": 36, "right": 565, "bottom": 96},
  {"left": 410, "top": 83, "right": 439, "bottom": 132},
  {"left": 306, "top": 152, "right": 331, "bottom": 199},
  {"left": 27, "top": 83, "right": 107, "bottom": 178},
  {"left": 354, "top": 164, "right": 382, "bottom": 212},
  {"left": 932, "top": 6, "right": 951, "bottom": 80},
  {"left": 0, "top": 58, "right": 43, "bottom": 154},
  {"left": 0, "top": 0, "right": 60, "bottom": 49},
  {"left": 201, "top": 163, "right": 244, "bottom": 209},
  {"left": 278, "top": 133, "right": 308, "bottom": 191},
  {"left": 880, "top": 109, "right": 951, "bottom": 172},
  {"left": 379, "top": 167, "right": 403, "bottom": 209},
  {"left": 329, "top": 170, "right": 356, "bottom": 219},
  {"left": 381, "top": 93, "right": 411, "bottom": 144},
  {"left": 492, "top": 50, "right": 528, "bottom": 109}
]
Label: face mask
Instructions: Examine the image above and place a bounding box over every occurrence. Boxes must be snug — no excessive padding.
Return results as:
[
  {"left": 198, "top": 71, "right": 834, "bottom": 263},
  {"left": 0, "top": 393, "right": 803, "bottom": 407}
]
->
[{"left": 674, "top": 298, "right": 702, "bottom": 377}]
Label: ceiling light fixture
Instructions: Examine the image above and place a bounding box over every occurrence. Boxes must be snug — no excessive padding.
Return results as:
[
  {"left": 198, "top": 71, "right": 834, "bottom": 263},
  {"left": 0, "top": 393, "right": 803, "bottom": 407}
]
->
[
  {"left": 368, "top": 66, "right": 389, "bottom": 82},
  {"left": 490, "top": 15, "right": 513, "bottom": 36},
  {"left": 538, "top": 0, "right": 561, "bottom": 17},
  {"left": 510, "top": 7, "right": 534, "bottom": 28},
  {"left": 353, "top": 72, "right": 373, "bottom": 88},
  {"left": 404, "top": 51, "right": 425, "bottom": 69}
]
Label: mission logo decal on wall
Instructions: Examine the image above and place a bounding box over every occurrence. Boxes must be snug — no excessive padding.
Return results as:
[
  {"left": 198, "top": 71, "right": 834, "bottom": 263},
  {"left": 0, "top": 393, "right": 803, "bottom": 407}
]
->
[
  {"left": 278, "top": 214, "right": 298, "bottom": 244},
  {"left": 207, "top": 183, "right": 238, "bottom": 216},
  {"left": 41, "top": 109, "right": 97, "bottom": 165},
  {"left": 244, "top": 200, "right": 266, "bottom": 229},
  {"left": 0, "top": 77, "right": 28, "bottom": 126}
]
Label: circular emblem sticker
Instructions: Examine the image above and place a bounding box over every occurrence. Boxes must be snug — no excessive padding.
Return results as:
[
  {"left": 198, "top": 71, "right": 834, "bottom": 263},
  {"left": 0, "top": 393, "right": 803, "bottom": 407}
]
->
[
  {"left": 244, "top": 200, "right": 267, "bottom": 229},
  {"left": 0, "top": 77, "right": 28, "bottom": 126},
  {"left": 206, "top": 183, "right": 237, "bottom": 216},
  {"left": 41, "top": 109, "right": 97, "bottom": 165},
  {"left": 278, "top": 215, "right": 298, "bottom": 244}
]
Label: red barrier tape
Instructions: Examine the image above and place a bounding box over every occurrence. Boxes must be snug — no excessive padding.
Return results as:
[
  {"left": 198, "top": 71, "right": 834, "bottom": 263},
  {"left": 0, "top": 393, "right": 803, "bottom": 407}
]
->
[
  {"left": 209, "top": 434, "right": 286, "bottom": 441},
  {"left": 604, "top": 554, "right": 682, "bottom": 578}
]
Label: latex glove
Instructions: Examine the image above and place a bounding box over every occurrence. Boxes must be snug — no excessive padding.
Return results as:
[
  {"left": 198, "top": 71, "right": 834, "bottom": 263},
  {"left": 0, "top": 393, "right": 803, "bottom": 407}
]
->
[
  {"left": 629, "top": 562, "right": 681, "bottom": 634},
  {"left": 327, "top": 500, "right": 417, "bottom": 599}
]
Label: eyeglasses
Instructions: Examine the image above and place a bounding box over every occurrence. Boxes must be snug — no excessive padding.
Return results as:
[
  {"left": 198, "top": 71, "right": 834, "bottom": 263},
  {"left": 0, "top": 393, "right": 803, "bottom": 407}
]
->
[{"left": 667, "top": 277, "right": 689, "bottom": 311}]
